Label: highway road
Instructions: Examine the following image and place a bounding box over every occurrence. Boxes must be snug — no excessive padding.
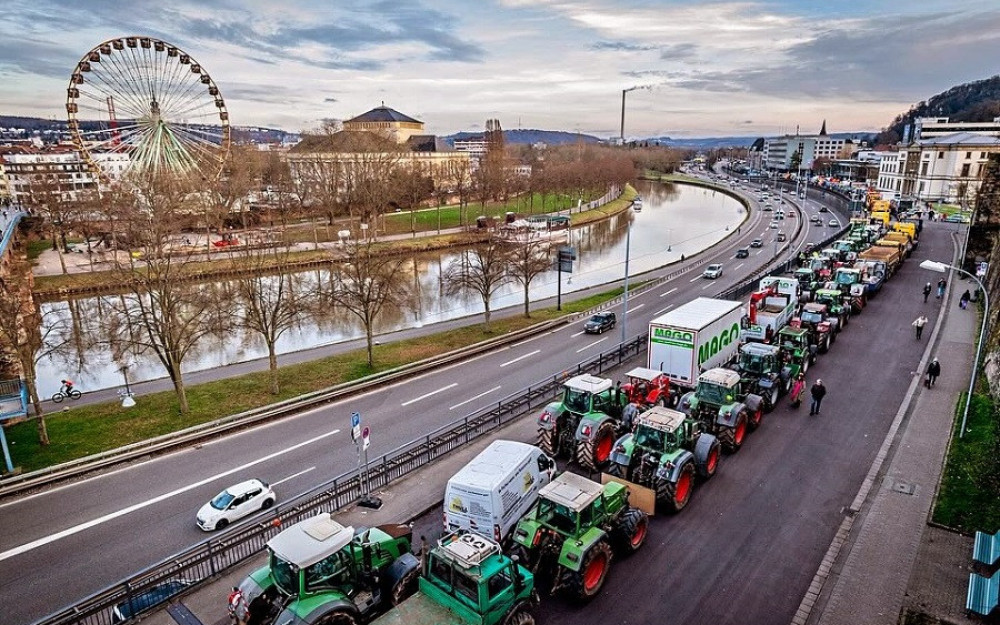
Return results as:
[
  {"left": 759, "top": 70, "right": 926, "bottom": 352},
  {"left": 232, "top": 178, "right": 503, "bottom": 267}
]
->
[{"left": 3, "top": 177, "right": 848, "bottom": 624}]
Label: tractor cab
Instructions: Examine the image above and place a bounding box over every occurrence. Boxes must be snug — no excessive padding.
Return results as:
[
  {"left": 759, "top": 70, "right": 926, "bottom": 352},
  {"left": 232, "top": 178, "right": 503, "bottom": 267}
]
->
[
  {"left": 560, "top": 374, "right": 618, "bottom": 417},
  {"left": 692, "top": 368, "right": 741, "bottom": 410},
  {"left": 622, "top": 367, "right": 672, "bottom": 408},
  {"left": 737, "top": 342, "right": 781, "bottom": 376},
  {"left": 632, "top": 407, "right": 691, "bottom": 452}
]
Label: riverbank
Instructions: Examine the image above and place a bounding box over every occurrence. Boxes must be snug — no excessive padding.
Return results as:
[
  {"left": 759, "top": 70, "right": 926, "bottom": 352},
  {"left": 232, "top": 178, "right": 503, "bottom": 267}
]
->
[{"left": 30, "top": 186, "right": 637, "bottom": 300}]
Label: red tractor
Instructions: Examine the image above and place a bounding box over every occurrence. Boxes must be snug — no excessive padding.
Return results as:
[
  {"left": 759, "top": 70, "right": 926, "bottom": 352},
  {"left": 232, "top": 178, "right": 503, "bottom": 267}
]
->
[{"left": 621, "top": 367, "right": 674, "bottom": 408}]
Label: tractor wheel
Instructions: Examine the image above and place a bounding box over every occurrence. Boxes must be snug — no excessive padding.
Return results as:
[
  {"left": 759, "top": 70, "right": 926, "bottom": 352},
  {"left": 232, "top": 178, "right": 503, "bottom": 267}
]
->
[
  {"left": 315, "top": 609, "right": 358, "bottom": 625},
  {"left": 801, "top": 357, "right": 810, "bottom": 374},
  {"left": 612, "top": 507, "right": 648, "bottom": 555},
  {"left": 605, "top": 462, "right": 630, "bottom": 481},
  {"left": 657, "top": 462, "right": 695, "bottom": 512},
  {"left": 390, "top": 564, "right": 420, "bottom": 606},
  {"left": 538, "top": 427, "right": 558, "bottom": 459},
  {"left": 502, "top": 607, "right": 535, "bottom": 625},
  {"left": 694, "top": 435, "right": 721, "bottom": 479},
  {"left": 576, "top": 421, "right": 616, "bottom": 472},
  {"left": 842, "top": 313, "right": 850, "bottom": 327},
  {"left": 782, "top": 376, "right": 792, "bottom": 395},
  {"left": 565, "top": 540, "right": 613, "bottom": 601},
  {"left": 766, "top": 386, "right": 779, "bottom": 413},
  {"left": 718, "top": 410, "right": 748, "bottom": 453},
  {"left": 829, "top": 331, "right": 836, "bottom": 344}
]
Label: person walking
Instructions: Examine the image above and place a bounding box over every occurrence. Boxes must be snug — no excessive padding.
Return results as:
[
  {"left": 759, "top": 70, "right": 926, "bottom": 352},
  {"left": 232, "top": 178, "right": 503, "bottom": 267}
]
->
[
  {"left": 922, "top": 282, "right": 932, "bottom": 303},
  {"left": 912, "top": 315, "right": 928, "bottom": 340},
  {"left": 228, "top": 586, "right": 249, "bottom": 625},
  {"left": 925, "top": 358, "right": 941, "bottom": 388},
  {"left": 936, "top": 278, "right": 946, "bottom": 299},
  {"left": 789, "top": 373, "right": 805, "bottom": 409},
  {"left": 960, "top": 290, "right": 971, "bottom": 310},
  {"left": 809, "top": 379, "right": 827, "bottom": 415}
]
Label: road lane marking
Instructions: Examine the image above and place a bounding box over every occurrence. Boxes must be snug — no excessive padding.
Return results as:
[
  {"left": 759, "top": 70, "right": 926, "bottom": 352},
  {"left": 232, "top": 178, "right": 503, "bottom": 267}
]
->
[
  {"left": 628, "top": 303, "right": 645, "bottom": 312},
  {"left": 654, "top": 304, "right": 676, "bottom": 315},
  {"left": 272, "top": 466, "right": 315, "bottom": 486},
  {"left": 735, "top": 263, "right": 744, "bottom": 270},
  {"left": 401, "top": 383, "right": 458, "bottom": 406},
  {"left": 701, "top": 283, "right": 714, "bottom": 290},
  {"left": 449, "top": 385, "right": 502, "bottom": 410},
  {"left": 510, "top": 335, "right": 541, "bottom": 348},
  {"left": 571, "top": 330, "right": 585, "bottom": 337},
  {"left": 689, "top": 275, "right": 701, "bottom": 283},
  {"left": 0, "top": 429, "right": 342, "bottom": 563},
  {"left": 576, "top": 338, "right": 608, "bottom": 353},
  {"left": 500, "top": 349, "right": 540, "bottom": 368},
  {"left": 660, "top": 287, "right": 678, "bottom": 298}
]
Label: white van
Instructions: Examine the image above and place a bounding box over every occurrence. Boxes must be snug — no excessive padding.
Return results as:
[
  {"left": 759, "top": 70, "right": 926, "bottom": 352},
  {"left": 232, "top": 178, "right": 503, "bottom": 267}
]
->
[{"left": 443, "top": 440, "right": 556, "bottom": 543}]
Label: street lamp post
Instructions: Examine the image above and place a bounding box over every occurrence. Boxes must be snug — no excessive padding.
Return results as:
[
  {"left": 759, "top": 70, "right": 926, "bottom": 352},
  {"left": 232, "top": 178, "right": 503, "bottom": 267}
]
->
[
  {"left": 919, "top": 259, "right": 990, "bottom": 437},
  {"left": 119, "top": 365, "right": 136, "bottom": 408},
  {"left": 621, "top": 210, "right": 633, "bottom": 345}
]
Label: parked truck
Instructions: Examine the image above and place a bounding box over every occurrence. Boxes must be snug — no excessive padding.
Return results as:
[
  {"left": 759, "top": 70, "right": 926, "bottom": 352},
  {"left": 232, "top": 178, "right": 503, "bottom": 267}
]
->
[
  {"left": 647, "top": 297, "right": 745, "bottom": 391},
  {"left": 858, "top": 245, "right": 901, "bottom": 276},
  {"left": 370, "top": 532, "right": 538, "bottom": 625},
  {"left": 239, "top": 513, "right": 420, "bottom": 625},
  {"left": 743, "top": 276, "right": 799, "bottom": 343}
]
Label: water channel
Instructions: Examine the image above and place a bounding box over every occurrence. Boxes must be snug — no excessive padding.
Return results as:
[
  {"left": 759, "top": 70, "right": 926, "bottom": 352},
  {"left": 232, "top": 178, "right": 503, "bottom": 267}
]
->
[{"left": 35, "top": 181, "right": 746, "bottom": 396}]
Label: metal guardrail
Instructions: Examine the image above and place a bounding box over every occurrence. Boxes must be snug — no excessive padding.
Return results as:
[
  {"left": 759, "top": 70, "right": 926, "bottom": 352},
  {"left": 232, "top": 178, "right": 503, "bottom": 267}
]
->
[
  {"left": 30, "top": 187, "right": 856, "bottom": 625},
  {"left": 31, "top": 334, "right": 646, "bottom": 625}
]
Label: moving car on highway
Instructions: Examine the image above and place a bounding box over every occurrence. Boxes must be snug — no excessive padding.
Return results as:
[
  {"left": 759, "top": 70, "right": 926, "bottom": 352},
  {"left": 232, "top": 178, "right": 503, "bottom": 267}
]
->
[
  {"left": 584, "top": 311, "right": 617, "bottom": 334},
  {"left": 703, "top": 263, "right": 724, "bottom": 279},
  {"left": 197, "top": 478, "right": 276, "bottom": 531}
]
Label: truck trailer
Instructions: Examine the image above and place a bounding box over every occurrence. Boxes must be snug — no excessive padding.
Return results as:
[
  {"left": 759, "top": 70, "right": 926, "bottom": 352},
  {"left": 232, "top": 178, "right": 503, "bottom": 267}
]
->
[{"left": 647, "top": 297, "right": 744, "bottom": 391}]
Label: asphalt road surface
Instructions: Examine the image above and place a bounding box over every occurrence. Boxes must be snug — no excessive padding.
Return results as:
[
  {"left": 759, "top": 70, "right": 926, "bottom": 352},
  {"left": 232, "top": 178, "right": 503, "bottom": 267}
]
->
[{"left": 3, "top": 180, "right": 857, "bottom": 625}]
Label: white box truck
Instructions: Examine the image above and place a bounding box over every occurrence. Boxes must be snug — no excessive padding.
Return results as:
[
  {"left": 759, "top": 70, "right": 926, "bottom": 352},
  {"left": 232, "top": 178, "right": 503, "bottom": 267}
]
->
[
  {"left": 647, "top": 297, "right": 745, "bottom": 390},
  {"left": 443, "top": 440, "right": 556, "bottom": 544}
]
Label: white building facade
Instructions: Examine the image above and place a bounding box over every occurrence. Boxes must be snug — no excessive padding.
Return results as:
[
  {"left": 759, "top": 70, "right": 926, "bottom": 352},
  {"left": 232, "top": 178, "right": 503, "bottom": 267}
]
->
[{"left": 876, "top": 132, "right": 1000, "bottom": 204}]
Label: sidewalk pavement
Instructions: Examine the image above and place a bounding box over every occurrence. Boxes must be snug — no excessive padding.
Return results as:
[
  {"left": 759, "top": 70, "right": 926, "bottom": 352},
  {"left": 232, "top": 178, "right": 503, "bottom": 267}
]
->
[{"left": 804, "top": 257, "right": 980, "bottom": 625}]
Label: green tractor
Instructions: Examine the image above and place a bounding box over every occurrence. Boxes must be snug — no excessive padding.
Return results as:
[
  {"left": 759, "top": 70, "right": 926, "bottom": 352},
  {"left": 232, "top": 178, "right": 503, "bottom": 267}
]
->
[
  {"left": 511, "top": 472, "right": 648, "bottom": 601},
  {"left": 536, "top": 374, "right": 631, "bottom": 472},
  {"left": 735, "top": 342, "right": 793, "bottom": 411},
  {"left": 371, "top": 532, "right": 538, "bottom": 625},
  {"left": 793, "top": 267, "right": 820, "bottom": 302},
  {"left": 240, "top": 512, "right": 421, "bottom": 625},
  {"left": 607, "top": 406, "right": 721, "bottom": 512},
  {"left": 677, "top": 368, "right": 765, "bottom": 452},
  {"left": 777, "top": 326, "right": 817, "bottom": 379},
  {"left": 832, "top": 267, "right": 867, "bottom": 313},
  {"left": 813, "top": 288, "right": 850, "bottom": 330}
]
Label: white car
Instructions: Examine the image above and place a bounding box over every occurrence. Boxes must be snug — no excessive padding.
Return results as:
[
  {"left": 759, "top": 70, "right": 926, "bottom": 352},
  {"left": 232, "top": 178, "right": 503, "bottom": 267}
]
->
[
  {"left": 197, "top": 478, "right": 276, "bottom": 531},
  {"left": 703, "top": 263, "right": 724, "bottom": 279}
]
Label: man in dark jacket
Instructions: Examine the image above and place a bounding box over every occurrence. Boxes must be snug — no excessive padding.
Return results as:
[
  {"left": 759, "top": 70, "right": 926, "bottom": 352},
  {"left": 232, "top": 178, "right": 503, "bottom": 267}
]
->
[
  {"left": 925, "top": 359, "right": 941, "bottom": 388},
  {"left": 809, "top": 379, "right": 827, "bottom": 415}
]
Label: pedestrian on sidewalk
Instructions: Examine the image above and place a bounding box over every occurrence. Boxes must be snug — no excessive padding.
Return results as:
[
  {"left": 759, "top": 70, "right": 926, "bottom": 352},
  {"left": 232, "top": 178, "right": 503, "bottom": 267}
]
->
[
  {"left": 912, "top": 315, "right": 928, "bottom": 340},
  {"left": 925, "top": 359, "right": 941, "bottom": 388},
  {"left": 936, "top": 278, "right": 946, "bottom": 299},
  {"left": 922, "top": 282, "right": 932, "bottom": 302},
  {"left": 809, "top": 379, "right": 827, "bottom": 415},
  {"left": 960, "top": 290, "right": 971, "bottom": 309}
]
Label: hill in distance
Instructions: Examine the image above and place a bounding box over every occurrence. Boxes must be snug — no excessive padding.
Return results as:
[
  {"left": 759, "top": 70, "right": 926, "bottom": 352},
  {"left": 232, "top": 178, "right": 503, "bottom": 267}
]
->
[{"left": 879, "top": 74, "right": 1000, "bottom": 143}]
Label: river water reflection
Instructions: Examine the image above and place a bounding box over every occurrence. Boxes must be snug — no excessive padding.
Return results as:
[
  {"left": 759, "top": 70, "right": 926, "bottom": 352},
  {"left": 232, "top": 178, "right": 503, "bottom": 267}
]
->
[{"left": 36, "top": 181, "right": 745, "bottom": 395}]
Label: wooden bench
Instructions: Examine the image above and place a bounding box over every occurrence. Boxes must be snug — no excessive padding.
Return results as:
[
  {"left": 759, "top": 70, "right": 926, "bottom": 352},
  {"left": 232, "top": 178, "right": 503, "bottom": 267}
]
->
[{"left": 967, "top": 572, "right": 1000, "bottom": 617}]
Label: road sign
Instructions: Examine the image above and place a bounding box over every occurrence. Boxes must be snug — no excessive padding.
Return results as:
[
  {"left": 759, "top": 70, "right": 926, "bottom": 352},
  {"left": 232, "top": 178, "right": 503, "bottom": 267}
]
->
[
  {"left": 351, "top": 412, "right": 361, "bottom": 442},
  {"left": 362, "top": 426, "right": 371, "bottom": 451},
  {"left": 977, "top": 262, "right": 989, "bottom": 278}
]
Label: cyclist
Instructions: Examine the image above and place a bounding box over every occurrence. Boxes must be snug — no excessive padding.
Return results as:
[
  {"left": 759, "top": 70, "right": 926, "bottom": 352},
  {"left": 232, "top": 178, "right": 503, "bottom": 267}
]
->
[{"left": 61, "top": 379, "right": 75, "bottom": 393}]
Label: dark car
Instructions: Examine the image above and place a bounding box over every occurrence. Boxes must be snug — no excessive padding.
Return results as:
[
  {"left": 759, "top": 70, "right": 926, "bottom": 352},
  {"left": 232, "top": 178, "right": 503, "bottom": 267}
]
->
[
  {"left": 112, "top": 580, "right": 191, "bottom": 623},
  {"left": 819, "top": 206, "right": 829, "bottom": 213},
  {"left": 750, "top": 238, "right": 763, "bottom": 248},
  {"left": 735, "top": 248, "right": 750, "bottom": 258},
  {"left": 584, "top": 311, "right": 616, "bottom": 334}
]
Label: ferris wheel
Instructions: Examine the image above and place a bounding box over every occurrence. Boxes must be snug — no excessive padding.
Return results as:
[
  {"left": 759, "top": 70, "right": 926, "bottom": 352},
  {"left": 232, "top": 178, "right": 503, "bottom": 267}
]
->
[{"left": 65, "top": 36, "right": 231, "bottom": 183}]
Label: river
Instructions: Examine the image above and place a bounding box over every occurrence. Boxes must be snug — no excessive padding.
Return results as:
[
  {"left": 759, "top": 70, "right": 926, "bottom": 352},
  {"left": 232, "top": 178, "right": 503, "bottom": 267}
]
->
[{"left": 35, "top": 181, "right": 746, "bottom": 396}]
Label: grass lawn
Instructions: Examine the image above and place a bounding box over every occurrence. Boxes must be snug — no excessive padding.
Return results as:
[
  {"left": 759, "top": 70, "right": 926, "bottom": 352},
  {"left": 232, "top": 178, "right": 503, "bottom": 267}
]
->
[
  {"left": 5, "top": 287, "right": 632, "bottom": 473},
  {"left": 932, "top": 386, "right": 1000, "bottom": 532}
]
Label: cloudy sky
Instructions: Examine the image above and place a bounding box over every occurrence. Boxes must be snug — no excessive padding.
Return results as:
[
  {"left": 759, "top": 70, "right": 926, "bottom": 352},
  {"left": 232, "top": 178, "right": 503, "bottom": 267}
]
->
[{"left": 1, "top": 0, "right": 999, "bottom": 139}]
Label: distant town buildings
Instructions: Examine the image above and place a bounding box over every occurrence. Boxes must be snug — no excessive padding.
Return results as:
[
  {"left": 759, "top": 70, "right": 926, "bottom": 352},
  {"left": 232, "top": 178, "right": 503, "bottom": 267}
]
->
[{"left": 761, "top": 121, "right": 850, "bottom": 171}]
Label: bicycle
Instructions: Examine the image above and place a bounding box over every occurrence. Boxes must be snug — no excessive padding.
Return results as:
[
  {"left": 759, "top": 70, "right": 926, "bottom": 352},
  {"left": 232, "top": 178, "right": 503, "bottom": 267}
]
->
[{"left": 52, "top": 382, "right": 83, "bottom": 403}]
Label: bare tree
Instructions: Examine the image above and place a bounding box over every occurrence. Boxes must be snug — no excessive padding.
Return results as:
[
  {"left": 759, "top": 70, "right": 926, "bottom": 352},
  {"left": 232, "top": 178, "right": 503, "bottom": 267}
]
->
[
  {"left": 323, "top": 239, "right": 411, "bottom": 368},
  {"left": 506, "top": 239, "right": 553, "bottom": 318},
  {"left": 228, "top": 243, "right": 307, "bottom": 394},
  {"left": 104, "top": 170, "right": 228, "bottom": 414},
  {"left": 443, "top": 241, "right": 511, "bottom": 331},
  {"left": 0, "top": 254, "right": 74, "bottom": 445},
  {"left": 203, "top": 145, "right": 258, "bottom": 249}
]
